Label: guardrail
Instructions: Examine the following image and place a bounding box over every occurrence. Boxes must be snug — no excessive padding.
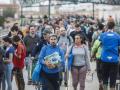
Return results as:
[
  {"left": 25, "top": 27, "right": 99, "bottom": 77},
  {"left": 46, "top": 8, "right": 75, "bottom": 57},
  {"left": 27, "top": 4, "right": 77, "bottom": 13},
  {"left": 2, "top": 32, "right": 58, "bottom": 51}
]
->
[{"left": 0, "top": 29, "right": 9, "bottom": 38}]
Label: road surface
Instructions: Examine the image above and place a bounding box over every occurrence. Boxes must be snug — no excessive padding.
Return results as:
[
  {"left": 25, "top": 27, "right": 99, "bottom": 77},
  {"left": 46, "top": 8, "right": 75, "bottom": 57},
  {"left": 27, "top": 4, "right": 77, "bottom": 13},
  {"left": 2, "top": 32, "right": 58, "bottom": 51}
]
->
[{"left": 12, "top": 62, "right": 99, "bottom": 90}]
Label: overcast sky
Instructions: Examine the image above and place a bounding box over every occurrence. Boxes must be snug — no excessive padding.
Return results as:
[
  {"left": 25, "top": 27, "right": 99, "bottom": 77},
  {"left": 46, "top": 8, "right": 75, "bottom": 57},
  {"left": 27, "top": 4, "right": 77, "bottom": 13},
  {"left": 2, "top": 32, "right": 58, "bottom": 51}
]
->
[{"left": 0, "top": 0, "right": 10, "bottom": 4}]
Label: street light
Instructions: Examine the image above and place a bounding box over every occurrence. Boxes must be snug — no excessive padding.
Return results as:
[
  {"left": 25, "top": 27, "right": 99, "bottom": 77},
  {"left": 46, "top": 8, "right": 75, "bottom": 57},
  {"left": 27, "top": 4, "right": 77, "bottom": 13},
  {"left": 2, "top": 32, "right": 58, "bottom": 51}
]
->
[
  {"left": 92, "top": 2, "right": 95, "bottom": 20},
  {"left": 48, "top": 0, "right": 51, "bottom": 20},
  {"left": 18, "top": 0, "right": 24, "bottom": 26}
]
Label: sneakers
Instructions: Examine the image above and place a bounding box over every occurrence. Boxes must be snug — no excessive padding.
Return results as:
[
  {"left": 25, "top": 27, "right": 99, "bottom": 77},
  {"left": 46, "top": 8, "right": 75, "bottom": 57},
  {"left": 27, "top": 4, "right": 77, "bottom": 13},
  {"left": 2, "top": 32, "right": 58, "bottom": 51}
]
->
[{"left": 27, "top": 80, "right": 32, "bottom": 85}]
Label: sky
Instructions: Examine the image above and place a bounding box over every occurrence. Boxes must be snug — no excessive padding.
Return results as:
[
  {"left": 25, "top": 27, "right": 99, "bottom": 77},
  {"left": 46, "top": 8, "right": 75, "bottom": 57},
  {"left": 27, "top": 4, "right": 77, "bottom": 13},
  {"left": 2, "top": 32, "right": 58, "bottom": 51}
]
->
[{"left": 0, "top": 0, "right": 10, "bottom": 4}]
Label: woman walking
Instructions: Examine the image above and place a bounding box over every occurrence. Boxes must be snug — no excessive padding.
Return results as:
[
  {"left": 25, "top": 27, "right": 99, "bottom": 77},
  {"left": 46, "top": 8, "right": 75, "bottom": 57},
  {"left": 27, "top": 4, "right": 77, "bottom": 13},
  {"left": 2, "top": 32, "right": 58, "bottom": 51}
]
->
[{"left": 67, "top": 34, "right": 91, "bottom": 90}]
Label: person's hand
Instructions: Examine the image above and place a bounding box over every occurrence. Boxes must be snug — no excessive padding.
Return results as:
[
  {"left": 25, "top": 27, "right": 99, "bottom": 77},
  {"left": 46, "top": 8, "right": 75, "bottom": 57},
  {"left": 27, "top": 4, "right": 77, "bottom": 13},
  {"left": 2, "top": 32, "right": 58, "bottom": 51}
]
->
[
  {"left": 90, "top": 57, "right": 96, "bottom": 62},
  {"left": 49, "top": 64, "right": 56, "bottom": 69},
  {"left": 31, "top": 57, "right": 34, "bottom": 60},
  {"left": 45, "top": 60, "right": 55, "bottom": 69},
  {"left": 65, "top": 54, "right": 69, "bottom": 60},
  {"left": 87, "top": 69, "right": 91, "bottom": 75},
  {"left": 45, "top": 60, "right": 51, "bottom": 66}
]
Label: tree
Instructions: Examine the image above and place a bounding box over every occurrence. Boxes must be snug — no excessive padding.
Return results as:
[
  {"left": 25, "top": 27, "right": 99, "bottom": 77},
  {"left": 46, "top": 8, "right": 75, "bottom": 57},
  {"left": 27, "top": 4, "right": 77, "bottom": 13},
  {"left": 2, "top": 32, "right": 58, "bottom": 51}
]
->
[
  {"left": 0, "top": 16, "right": 5, "bottom": 27},
  {"left": 3, "top": 8, "right": 16, "bottom": 18}
]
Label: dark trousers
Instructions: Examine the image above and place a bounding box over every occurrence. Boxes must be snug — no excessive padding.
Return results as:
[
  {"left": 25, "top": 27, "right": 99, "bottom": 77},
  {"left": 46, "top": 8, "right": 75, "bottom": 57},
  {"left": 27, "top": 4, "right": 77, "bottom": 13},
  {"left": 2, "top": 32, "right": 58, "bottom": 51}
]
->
[
  {"left": 13, "top": 68, "right": 25, "bottom": 90},
  {"left": 102, "top": 62, "right": 118, "bottom": 88},
  {"left": 41, "top": 70, "right": 60, "bottom": 90},
  {"left": 0, "top": 73, "right": 4, "bottom": 90},
  {"left": 96, "top": 60, "right": 103, "bottom": 83}
]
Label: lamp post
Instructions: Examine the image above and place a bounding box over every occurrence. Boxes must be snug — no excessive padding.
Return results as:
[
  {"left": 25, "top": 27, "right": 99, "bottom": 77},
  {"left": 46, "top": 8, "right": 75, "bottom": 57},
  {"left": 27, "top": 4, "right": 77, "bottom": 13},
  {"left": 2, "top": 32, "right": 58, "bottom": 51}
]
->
[
  {"left": 48, "top": 0, "right": 51, "bottom": 20},
  {"left": 19, "top": 0, "right": 24, "bottom": 26},
  {"left": 92, "top": 2, "right": 95, "bottom": 20}
]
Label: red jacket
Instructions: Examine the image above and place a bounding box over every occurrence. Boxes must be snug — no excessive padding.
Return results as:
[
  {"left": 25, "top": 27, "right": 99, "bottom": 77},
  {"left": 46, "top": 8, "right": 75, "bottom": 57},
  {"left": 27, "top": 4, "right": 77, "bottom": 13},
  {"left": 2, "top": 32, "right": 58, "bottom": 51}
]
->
[{"left": 13, "top": 43, "right": 26, "bottom": 69}]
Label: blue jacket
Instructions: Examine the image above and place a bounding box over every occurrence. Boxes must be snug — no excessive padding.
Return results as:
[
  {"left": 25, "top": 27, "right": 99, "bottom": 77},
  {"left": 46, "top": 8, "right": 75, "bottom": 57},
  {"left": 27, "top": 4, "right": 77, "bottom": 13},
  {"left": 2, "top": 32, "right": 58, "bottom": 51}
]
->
[
  {"left": 38, "top": 44, "right": 65, "bottom": 73},
  {"left": 67, "top": 46, "right": 74, "bottom": 70},
  {"left": 99, "top": 32, "right": 120, "bottom": 63}
]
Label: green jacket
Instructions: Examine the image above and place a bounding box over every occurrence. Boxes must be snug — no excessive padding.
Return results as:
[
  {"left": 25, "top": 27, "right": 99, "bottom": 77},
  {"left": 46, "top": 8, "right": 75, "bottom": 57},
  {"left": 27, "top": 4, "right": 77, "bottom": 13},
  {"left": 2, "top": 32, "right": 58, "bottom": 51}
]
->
[{"left": 91, "top": 39, "right": 102, "bottom": 59}]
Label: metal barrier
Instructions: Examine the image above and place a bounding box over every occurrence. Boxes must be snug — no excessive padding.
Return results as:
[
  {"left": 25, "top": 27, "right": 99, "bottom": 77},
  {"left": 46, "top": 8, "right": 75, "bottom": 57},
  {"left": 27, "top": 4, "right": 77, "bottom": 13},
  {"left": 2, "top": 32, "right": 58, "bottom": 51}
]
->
[{"left": 0, "top": 29, "right": 9, "bottom": 38}]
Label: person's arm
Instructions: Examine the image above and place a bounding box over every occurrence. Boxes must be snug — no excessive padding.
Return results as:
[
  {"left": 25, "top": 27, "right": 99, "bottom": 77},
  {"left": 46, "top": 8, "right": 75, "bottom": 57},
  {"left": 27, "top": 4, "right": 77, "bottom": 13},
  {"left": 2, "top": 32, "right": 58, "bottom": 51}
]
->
[
  {"left": 23, "top": 36, "right": 27, "bottom": 46},
  {"left": 38, "top": 46, "right": 54, "bottom": 68},
  {"left": 69, "top": 36, "right": 73, "bottom": 45},
  {"left": 38, "top": 46, "right": 46, "bottom": 65},
  {"left": 59, "top": 48, "right": 65, "bottom": 66},
  {"left": 4, "top": 48, "right": 14, "bottom": 63},
  {"left": 91, "top": 40, "right": 101, "bottom": 58},
  {"left": 84, "top": 45, "right": 91, "bottom": 71},
  {"left": 14, "top": 45, "right": 23, "bottom": 60}
]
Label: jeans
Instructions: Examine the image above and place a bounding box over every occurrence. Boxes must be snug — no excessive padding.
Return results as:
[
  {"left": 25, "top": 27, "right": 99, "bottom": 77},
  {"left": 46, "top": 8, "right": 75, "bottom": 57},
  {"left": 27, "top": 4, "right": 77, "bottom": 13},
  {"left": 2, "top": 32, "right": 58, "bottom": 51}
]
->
[
  {"left": 2, "top": 63, "right": 13, "bottom": 90},
  {"left": 25, "top": 57, "right": 32, "bottom": 81}
]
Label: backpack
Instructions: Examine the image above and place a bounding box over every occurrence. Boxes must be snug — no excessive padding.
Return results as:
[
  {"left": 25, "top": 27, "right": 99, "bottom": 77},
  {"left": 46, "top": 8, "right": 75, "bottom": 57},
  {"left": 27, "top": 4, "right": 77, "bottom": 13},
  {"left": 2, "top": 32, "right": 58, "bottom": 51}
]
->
[
  {"left": 100, "top": 32, "right": 120, "bottom": 63},
  {"left": 58, "top": 36, "right": 72, "bottom": 46}
]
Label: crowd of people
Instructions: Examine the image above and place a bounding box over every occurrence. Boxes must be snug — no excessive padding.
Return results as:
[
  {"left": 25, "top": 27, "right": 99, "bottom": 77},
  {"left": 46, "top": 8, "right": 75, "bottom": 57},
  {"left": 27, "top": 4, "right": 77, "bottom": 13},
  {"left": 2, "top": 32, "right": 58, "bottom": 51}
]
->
[{"left": 0, "top": 14, "right": 119, "bottom": 90}]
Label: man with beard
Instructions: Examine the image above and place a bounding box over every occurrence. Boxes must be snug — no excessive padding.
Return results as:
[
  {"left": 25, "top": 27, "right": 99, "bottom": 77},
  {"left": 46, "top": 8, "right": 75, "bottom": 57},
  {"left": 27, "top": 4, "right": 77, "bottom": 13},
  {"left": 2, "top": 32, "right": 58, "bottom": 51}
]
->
[
  {"left": 23, "top": 25, "right": 40, "bottom": 85},
  {"left": 38, "top": 34, "right": 65, "bottom": 90},
  {"left": 57, "top": 27, "right": 73, "bottom": 86},
  {"left": 70, "top": 24, "right": 88, "bottom": 44}
]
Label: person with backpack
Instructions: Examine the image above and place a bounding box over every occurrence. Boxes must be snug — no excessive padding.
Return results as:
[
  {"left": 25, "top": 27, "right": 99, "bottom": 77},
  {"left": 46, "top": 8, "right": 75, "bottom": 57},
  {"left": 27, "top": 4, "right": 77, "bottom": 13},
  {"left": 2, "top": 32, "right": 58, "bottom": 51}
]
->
[
  {"left": 91, "top": 23, "right": 105, "bottom": 90},
  {"left": 91, "top": 23, "right": 105, "bottom": 46},
  {"left": 38, "top": 34, "right": 65, "bottom": 90},
  {"left": 66, "top": 34, "right": 91, "bottom": 90},
  {"left": 23, "top": 25, "right": 40, "bottom": 85},
  {"left": 57, "top": 27, "right": 73, "bottom": 86},
  {"left": 99, "top": 21, "right": 120, "bottom": 90},
  {"left": 70, "top": 24, "right": 88, "bottom": 44},
  {"left": 91, "top": 39, "right": 103, "bottom": 90},
  {"left": 12, "top": 35, "right": 26, "bottom": 90},
  {"left": 2, "top": 36, "right": 14, "bottom": 90},
  {"left": 35, "top": 29, "right": 51, "bottom": 54}
]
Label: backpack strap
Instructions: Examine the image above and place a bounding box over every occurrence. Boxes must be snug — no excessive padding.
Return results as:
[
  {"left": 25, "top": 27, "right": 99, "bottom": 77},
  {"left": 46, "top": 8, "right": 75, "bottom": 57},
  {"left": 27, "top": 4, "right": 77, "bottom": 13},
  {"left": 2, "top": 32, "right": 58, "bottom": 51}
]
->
[{"left": 67, "top": 36, "right": 71, "bottom": 45}]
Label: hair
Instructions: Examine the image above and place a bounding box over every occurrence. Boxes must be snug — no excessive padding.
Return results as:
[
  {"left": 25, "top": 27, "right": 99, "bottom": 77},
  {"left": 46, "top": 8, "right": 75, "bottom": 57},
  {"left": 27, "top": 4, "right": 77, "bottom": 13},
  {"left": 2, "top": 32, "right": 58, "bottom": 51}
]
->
[
  {"left": 98, "top": 23, "right": 104, "bottom": 30},
  {"left": 29, "top": 25, "right": 35, "bottom": 30},
  {"left": 2, "top": 36, "right": 12, "bottom": 44},
  {"left": 107, "top": 21, "right": 115, "bottom": 29},
  {"left": 75, "top": 24, "right": 80, "bottom": 28},
  {"left": 11, "top": 25, "right": 19, "bottom": 32},
  {"left": 60, "top": 27, "right": 66, "bottom": 31},
  {"left": 42, "top": 29, "right": 52, "bottom": 35},
  {"left": 18, "top": 30, "right": 24, "bottom": 39},
  {"left": 55, "top": 25, "right": 60, "bottom": 29},
  {"left": 74, "top": 34, "right": 85, "bottom": 44},
  {"left": 12, "top": 35, "right": 21, "bottom": 42}
]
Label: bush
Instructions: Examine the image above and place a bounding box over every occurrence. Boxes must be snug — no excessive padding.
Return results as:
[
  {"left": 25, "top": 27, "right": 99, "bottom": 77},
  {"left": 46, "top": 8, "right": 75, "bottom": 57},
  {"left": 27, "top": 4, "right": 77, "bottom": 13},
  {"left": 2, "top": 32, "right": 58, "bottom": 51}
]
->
[
  {"left": 0, "top": 16, "right": 5, "bottom": 27},
  {"left": 3, "top": 8, "right": 16, "bottom": 18}
]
